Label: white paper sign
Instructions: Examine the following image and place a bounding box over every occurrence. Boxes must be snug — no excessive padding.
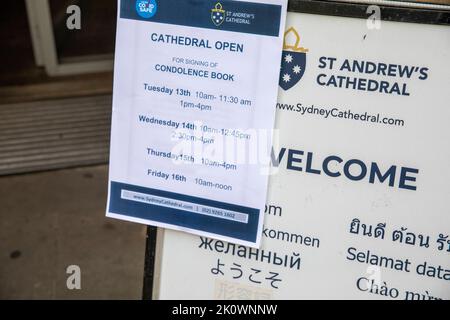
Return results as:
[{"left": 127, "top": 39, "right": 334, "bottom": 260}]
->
[
  {"left": 107, "top": 0, "right": 287, "bottom": 247},
  {"left": 155, "top": 13, "right": 450, "bottom": 299}
]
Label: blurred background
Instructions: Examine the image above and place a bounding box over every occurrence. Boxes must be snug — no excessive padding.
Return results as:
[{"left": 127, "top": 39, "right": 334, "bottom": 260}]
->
[
  {"left": 0, "top": 0, "right": 145, "bottom": 299},
  {"left": 0, "top": 0, "right": 448, "bottom": 299}
]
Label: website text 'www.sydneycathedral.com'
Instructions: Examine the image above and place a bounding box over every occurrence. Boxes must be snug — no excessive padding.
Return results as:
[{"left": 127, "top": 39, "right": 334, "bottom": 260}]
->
[{"left": 277, "top": 102, "right": 405, "bottom": 127}]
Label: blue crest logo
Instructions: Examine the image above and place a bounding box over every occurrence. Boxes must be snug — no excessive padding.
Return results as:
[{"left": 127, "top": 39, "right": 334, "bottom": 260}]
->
[
  {"left": 211, "top": 3, "right": 225, "bottom": 27},
  {"left": 279, "top": 27, "right": 308, "bottom": 91},
  {"left": 136, "top": 0, "right": 157, "bottom": 19}
]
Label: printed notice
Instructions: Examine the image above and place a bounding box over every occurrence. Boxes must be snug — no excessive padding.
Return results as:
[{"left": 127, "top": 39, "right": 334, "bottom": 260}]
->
[{"left": 106, "top": 0, "right": 287, "bottom": 247}]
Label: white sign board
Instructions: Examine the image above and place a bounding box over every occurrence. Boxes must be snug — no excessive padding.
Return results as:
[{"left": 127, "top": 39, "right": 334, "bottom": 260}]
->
[
  {"left": 107, "top": 0, "right": 287, "bottom": 247},
  {"left": 155, "top": 12, "right": 450, "bottom": 299}
]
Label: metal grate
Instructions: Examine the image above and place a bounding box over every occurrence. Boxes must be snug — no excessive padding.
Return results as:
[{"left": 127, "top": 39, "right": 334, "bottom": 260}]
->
[{"left": 0, "top": 95, "right": 111, "bottom": 175}]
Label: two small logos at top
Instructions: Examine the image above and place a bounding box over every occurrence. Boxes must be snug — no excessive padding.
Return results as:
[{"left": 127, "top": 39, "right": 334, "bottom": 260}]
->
[
  {"left": 136, "top": 0, "right": 157, "bottom": 19},
  {"left": 135, "top": 0, "right": 222, "bottom": 23},
  {"left": 135, "top": 1, "right": 254, "bottom": 28},
  {"left": 279, "top": 27, "right": 308, "bottom": 91}
]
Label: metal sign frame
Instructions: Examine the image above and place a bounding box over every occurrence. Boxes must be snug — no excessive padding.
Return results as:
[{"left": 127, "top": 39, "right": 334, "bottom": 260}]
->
[{"left": 142, "top": 0, "right": 450, "bottom": 300}]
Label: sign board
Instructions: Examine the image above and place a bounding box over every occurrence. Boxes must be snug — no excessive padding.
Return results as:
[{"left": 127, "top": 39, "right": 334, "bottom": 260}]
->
[
  {"left": 154, "top": 11, "right": 450, "bottom": 299},
  {"left": 107, "top": 0, "right": 287, "bottom": 247}
]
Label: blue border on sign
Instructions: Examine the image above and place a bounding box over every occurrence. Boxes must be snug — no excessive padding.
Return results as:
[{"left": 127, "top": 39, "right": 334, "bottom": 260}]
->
[{"left": 109, "top": 181, "right": 260, "bottom": 242}]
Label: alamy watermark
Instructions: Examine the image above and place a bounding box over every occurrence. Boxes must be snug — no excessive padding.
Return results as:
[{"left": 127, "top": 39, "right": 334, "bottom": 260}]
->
[
  {"left": 66, "top": 265, "right": 81, "bottom": 290},
  {"left": 366, "top": 5, "right": 381, "bottom": 30},
  {"left": 66, "top": 5, "right": 81, "bottom": 30}
]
